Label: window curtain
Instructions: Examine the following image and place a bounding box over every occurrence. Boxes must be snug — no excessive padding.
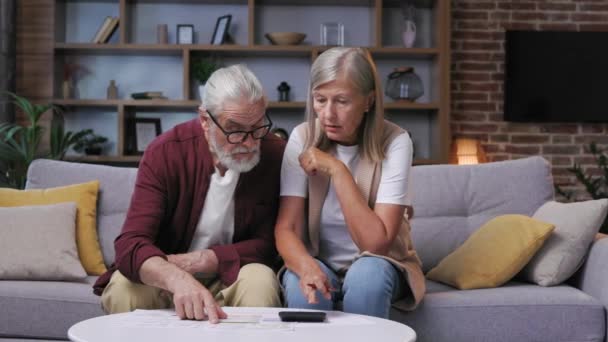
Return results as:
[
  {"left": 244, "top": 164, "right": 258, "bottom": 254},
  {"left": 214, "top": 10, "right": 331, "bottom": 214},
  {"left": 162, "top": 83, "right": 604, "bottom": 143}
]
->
[{"left": 0, "top": 0, "right": 16, "bottom": 124}]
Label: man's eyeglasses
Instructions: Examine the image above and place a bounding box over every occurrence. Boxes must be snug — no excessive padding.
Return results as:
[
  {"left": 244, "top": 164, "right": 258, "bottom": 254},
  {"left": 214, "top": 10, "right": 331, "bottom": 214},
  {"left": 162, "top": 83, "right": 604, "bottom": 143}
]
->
[{"left": 206, "top": 110, "right": 273, "bottom": 144}]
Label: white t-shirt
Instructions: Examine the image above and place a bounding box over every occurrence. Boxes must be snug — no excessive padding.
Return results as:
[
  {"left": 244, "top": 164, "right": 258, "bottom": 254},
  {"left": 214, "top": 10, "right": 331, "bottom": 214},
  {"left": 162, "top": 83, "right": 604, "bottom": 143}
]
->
[
  {"left": 189, "top": 168, "right": 239, "bottom": 253},
  {"left": 280, "top": 128, "right": 413, "bottom": 271}
]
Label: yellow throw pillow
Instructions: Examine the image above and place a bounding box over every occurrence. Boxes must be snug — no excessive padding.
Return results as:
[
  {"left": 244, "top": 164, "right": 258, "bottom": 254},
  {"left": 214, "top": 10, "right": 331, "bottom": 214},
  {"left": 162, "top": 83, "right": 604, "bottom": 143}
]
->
[
  {"left": 426, "top": 214, "right": 554, "bottom": 290},
  {"left": 0, "top": 181, "right": 107, "bottom": 275}
]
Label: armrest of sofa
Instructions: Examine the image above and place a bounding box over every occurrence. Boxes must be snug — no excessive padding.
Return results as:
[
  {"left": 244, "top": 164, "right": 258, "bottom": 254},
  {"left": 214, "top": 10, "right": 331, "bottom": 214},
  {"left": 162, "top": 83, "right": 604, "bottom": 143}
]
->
[{"left": 574, "top": 236, "right": 608, "bottom": 305}]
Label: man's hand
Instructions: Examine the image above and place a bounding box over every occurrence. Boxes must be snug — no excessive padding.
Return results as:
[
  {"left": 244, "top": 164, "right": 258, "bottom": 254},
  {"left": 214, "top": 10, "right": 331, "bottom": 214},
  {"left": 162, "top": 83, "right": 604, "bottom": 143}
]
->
[
  {"left": 169, "top": 272, "right": 227, "bottom": 322},
  {"left": 167, "top": 249, "right": 219, "bottom": 275}
]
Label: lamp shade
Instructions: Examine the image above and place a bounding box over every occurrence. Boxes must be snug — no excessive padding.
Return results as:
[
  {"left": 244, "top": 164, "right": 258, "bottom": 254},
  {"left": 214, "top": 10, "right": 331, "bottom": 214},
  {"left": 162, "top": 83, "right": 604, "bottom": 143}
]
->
[{"left": 450, "top": 138, "right": 487, "bottom": 165}]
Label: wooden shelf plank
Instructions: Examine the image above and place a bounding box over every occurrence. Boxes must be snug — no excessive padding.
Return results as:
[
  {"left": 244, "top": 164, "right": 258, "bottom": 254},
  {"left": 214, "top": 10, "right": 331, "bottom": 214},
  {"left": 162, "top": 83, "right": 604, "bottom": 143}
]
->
[
  {"left": 53, "top": 99, "right": 308, "bottom": 109},
  {"left": 54, "top": 99, "right": 198, "bottom": 107},
  {"left": 383, "top": 0, "right": 435, "bottom": 9},
  {"left": 384, "top": 102, "right": 440, "bottom": 110},
  {"left": 122, "top": 100, "right": 198, "bottom": 107},
  {"left": 134, "top": 0, "right": 246, "bottom": 4},
  {"left": 65, "top": 155, "right": 141, "bottom": 163},
  {"left": 53, "top": 99, "right": 121, "bottom": 107},
  {"left": 55, "top": 43, "right": 184, "bottom": 55},
  {"left": 268, "top": 101, "right": 306, "bottom": 109},
  {"left": 54, "top": 99, "right": 434, "bottom": 110},
  {"left": 257, "top": 0, "right": 373, "bottom": 6},
  {"left": 55, "top": 43, "right": 439, "bottom": 59},
  {"left": 369, "top": 47, "right": 439, "bottom": 56}
]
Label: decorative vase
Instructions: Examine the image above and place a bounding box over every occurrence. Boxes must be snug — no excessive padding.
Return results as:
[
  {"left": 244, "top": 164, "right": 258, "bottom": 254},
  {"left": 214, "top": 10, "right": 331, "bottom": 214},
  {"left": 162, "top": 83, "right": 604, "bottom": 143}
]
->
[
  {"left": 157, "top": 24, "right": 168, "bottom": 44},
  {"left": 62, "top": 80, "right": 71, "bottom": 99},
  {"left": 402, "top": 20, "right": 416, "bottom": 48},
  {"left": 385, "top": 66, "right": 424, "bottom": 102},
  {"left": 107, "top": 80, "right": 118, "bottom": 99}
]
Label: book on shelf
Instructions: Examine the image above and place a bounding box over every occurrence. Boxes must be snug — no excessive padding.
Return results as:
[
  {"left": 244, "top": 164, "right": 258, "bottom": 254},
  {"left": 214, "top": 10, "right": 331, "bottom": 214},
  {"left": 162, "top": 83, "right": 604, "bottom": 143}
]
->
[
  {"left": 98, "top": 17, "right": 119, "bottom": 44},
  {"left": 131, "top": 91, "right": 166, "bottom": 100},
  {"left": 92, "top": 16, "right": 113, "bottom": 43}
]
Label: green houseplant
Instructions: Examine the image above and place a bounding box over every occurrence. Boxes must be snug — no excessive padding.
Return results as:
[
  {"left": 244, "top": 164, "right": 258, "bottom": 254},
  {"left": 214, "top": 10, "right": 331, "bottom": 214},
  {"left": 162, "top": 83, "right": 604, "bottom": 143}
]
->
[
  {"left": 0, "top": 92, "right": 90, "bottom": 189},
  {"left": 555, "top": 142, "right": 608, "bottom": 233},
  {"left": 192, "top": 57, "right": 219, "bottom": 85},
  {"left": 72, "top": 129, "right": 108, "bottom": 155},
  {"left": 191, "top": 57, "right": 220, "bottom": 99}
]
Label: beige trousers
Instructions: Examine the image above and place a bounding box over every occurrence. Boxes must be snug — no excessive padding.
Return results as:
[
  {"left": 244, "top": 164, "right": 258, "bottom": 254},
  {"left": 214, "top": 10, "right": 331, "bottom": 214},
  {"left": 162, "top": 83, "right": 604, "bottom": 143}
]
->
[{"left": 101, "top": 263, "right": 281, "bottom": 314}]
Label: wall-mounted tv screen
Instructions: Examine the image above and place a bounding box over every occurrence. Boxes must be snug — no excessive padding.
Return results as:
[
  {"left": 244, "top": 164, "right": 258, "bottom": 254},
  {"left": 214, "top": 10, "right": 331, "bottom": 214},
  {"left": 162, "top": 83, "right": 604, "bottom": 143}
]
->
[{"left": 504, "top": 30, "right": 608, "bottom": 123}]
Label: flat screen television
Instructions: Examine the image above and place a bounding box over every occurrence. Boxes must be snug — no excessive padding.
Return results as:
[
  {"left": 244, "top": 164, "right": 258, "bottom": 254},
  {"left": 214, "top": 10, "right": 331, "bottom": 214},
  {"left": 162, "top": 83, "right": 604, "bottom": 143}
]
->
[{"left": 504, "top": 30, "right": 608, "bottom": 123}]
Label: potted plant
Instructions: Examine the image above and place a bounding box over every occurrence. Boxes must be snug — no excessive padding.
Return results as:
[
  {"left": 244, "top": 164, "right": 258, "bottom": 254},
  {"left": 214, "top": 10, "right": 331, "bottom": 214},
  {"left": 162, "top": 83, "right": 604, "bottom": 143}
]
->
[
  {"left": 555, "top": 142, "right": 608, "bottom": 234},
  {"left": 0, "top": 92, "right": 90, "bottom": 188},
  {"left": 191, "top": 57, "right": 219, "bottom": 100},
  {"left": 72, "top": 129, "right": 108, "bottom": 156}
]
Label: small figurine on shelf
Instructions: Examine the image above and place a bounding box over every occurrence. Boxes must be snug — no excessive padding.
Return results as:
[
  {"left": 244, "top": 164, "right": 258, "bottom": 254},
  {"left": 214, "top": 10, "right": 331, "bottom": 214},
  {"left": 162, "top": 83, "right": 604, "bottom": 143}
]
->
[
  {"left": 277, "top": 81, "right": 291, "bottom": 102},
  {"left": 107, "top": 80, "right": 118, "bottom": 99}
]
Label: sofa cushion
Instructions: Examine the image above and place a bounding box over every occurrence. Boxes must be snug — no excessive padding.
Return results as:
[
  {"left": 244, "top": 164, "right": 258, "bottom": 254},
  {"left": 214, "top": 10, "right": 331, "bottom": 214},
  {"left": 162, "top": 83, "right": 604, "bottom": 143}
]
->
[
  {"left": 410, "top": 156, "right": 554, "bottom": 272},
  {"left": 0, "top": 276, "right": 104, "bottom": 339},
  {"left": 26, "top": 159, "right": 138, "bottom": 267},
  {"left": 390, "top": 279, "right": 605, "bottom": 342},
  {"left": 0, "top": 180, "right": 105, "bottom": 275},
  {"left": 522, "top": 199, "right": 608, "bottom": 286},
  {"left": 0, "top": 202, "right": 86, "bottom": 281},
  {"left": 426, "top": 215, "right": 554, "bottom": 289}
]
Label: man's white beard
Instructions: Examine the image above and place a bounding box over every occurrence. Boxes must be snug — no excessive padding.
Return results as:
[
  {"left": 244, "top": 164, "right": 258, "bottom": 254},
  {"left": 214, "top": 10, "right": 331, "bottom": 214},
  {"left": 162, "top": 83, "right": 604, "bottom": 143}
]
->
[{"left": 208, "top": 128, "right": 260, "bottom": 173}]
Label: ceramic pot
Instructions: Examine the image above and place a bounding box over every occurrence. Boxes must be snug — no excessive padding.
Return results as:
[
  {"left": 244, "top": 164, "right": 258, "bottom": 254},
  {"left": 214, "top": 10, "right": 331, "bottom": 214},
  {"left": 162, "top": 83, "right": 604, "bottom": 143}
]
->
[{"left": 385, "top": 66, "right": 424, "bottom": 102}]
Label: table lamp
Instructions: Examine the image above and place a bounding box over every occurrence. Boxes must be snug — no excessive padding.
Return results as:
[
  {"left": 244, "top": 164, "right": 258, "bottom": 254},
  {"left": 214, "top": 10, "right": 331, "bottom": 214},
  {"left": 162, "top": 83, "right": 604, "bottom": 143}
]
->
[{"left": 450, "top": 138, "right": 487, "bottom": 165}]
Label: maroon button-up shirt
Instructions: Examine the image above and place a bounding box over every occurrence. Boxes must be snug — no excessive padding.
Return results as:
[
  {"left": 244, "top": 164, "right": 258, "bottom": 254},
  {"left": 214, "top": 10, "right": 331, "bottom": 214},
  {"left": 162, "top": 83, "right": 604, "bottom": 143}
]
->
[{"left": 94, "top": 119, "right": 285, "bottom": 295}]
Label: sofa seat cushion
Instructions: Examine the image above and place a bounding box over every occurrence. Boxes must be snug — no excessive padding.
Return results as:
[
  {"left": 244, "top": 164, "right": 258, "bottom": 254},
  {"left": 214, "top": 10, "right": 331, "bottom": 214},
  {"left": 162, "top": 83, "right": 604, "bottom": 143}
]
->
[
  {"left": 390, "top": 280, "right": 605, "bottom": 342},
  {"left": 0, "top": 277, "right": 104, "bottom": 339}
]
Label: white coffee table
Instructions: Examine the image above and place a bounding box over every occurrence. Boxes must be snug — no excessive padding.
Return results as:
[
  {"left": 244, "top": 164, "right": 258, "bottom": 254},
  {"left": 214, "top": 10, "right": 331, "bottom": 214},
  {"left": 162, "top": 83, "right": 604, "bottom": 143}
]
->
[{"left": 68, "top": 307, "right": 416, "bottom": 342}]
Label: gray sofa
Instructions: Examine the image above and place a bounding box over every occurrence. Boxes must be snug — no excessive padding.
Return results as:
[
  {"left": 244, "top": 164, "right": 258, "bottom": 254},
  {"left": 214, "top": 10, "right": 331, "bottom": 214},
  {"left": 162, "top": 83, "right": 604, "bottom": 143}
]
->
[{"left": 1, "top": 156, "right": 606, "bottom": 341}]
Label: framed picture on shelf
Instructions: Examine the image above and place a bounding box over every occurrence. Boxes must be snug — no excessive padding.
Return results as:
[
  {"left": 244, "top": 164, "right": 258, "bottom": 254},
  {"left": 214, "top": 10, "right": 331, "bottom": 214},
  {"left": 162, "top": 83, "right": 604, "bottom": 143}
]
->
[
  {"left": 127, "top": 118, "right": 161, "bottom": 154},
  {"left": 211, "top": 15, "right": 232, "bottom": 45},
  {"left": 176, "top": 24, "right": 194, "bottom": 44}
]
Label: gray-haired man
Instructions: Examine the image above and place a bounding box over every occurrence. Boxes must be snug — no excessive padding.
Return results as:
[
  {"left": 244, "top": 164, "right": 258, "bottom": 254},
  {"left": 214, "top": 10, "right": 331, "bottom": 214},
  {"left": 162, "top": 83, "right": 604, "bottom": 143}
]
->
[{"left": 94, "top": 64, "right": 286, "bottom": 323}]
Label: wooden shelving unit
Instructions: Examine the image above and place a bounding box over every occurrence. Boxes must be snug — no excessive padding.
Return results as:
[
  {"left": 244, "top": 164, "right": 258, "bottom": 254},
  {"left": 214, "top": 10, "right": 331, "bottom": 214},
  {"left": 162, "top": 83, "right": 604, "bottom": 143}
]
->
[{"left": 53, "top": 0, "right": 449, "bottom": 164}]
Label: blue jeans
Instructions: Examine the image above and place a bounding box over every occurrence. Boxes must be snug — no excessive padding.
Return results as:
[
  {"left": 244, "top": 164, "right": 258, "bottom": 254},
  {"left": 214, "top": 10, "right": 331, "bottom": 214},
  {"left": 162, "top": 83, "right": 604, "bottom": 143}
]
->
[{"left": 282, "top": 257, "right": 404, "bottom": 318}]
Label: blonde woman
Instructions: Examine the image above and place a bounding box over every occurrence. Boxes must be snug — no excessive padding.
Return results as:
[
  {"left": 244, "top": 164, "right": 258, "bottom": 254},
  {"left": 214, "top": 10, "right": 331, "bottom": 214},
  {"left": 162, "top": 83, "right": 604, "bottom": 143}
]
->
[{"left": 275, "top": 47, "right": 425, "bottom": 318}]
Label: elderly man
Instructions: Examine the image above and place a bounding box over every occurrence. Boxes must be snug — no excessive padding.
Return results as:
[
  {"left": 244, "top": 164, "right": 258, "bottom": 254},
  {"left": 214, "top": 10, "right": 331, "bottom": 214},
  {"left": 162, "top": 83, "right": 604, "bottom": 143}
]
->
[{"left": 93, "top": 64, "right": 286, "bottom": 323}]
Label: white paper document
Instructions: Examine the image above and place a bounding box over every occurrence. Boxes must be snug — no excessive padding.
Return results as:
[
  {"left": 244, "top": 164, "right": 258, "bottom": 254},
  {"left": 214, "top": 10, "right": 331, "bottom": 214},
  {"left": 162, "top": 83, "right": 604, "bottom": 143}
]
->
[{"left": 113, "top": 308, "right": 374, "bottom": 331}]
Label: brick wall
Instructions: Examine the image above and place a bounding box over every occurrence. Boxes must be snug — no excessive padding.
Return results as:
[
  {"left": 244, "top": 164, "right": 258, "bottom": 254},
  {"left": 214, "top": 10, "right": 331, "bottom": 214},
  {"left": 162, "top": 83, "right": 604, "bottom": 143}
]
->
[{"left": 451, "top": 0, "right": 608, "bottom": 200}]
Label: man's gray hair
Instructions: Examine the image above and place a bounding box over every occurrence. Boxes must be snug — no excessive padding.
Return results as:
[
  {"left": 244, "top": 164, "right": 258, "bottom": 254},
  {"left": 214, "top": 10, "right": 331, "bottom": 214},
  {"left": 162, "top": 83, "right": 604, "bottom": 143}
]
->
[{"left": 202, "top": 64, "right": 266, "bottom": 116}]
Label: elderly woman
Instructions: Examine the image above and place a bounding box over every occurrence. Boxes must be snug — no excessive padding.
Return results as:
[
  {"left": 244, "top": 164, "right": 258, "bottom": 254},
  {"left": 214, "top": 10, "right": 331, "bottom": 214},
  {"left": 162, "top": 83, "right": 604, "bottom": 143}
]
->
[{"left": 275, "top": 47, "right": 425, "bottom": 318}]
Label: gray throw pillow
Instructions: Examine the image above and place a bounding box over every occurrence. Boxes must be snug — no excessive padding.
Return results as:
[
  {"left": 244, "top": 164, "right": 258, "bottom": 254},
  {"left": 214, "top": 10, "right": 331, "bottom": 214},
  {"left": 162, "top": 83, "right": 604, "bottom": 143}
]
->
[
  {"left": 521, "top": 199, "right": 608, "bottom": 286},
  {"left": 0, "top": 202, "right": 87, "bottom": 280}
]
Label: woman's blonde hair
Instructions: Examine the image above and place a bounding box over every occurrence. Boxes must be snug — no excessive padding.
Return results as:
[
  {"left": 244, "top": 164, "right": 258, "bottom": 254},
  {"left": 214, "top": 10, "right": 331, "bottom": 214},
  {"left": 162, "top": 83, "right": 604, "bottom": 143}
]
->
[{"left": 304, "top": 47, "right": 385, "bottom": 162}]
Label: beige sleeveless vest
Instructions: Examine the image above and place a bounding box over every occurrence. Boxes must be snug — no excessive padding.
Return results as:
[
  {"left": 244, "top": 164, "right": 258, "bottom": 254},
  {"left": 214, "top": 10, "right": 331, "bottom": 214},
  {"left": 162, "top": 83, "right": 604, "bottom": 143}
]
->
[{"left": 295, "top": 120, "right": 425, "bottom": 311}]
